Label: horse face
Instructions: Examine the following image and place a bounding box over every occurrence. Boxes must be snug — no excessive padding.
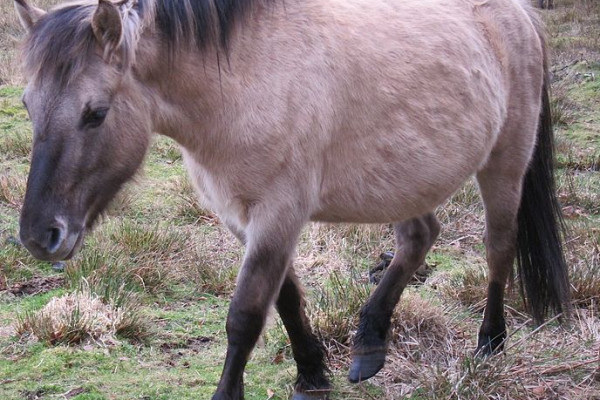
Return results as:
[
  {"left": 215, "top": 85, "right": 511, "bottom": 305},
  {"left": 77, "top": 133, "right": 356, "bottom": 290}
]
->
[{"left": 17, "top": 0, "right": 151, "bottom": 261}]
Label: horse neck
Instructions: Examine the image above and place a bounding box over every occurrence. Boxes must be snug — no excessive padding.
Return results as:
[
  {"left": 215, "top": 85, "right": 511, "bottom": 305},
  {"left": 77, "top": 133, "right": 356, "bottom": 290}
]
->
[{"left": 133, "top": 37, "right": 226, "bottom": 155}]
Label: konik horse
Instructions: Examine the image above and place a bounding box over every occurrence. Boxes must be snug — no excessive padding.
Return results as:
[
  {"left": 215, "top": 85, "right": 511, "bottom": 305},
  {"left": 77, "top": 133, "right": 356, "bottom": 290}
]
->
[{"left": 14, "top": 0, "right": 569, "bottom": 398}]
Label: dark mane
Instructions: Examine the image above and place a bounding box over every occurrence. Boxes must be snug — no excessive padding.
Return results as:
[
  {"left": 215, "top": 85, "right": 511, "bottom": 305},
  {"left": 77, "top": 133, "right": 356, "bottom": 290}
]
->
[
  {"left": 23, "top": 0, "right": 274, "bottom": 85},
  {"left": 156, "top": 0, "right": 274, "bottom": 53}
]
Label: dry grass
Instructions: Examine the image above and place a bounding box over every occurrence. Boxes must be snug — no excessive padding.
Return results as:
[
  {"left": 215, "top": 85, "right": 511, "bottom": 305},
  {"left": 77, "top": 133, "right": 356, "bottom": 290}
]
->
[
  {"left": 16, "top": 287, "right": 147, "bottom": 345},
  {"left": 0, "top": 3, "right": 23, "bottom": 86},
  {"left": 436, "top": 263, "right": 530, "bottom": 318},
  {"left": 546, "top": 0, "right": 600, "bottom": 61},
  {"left": 389, "top": 290, "right": 457, "bottom": 363},
  {"left": 436, "top": 179, "right": 484, "bottom": 248},
  {"left": 371, "top": 307, "right": 600, "bottom": 399},
  {"left": 565, "top": 218, "right": 600, "bottom": 311},
  {"left": 109, "top": 220, "right": 185, "bottom": 261},
  {"left": 0, "top": 169, "right": 26, "bottom": 209},
  {"left": 550, "top": 80, "right": 578, "bottom": 127},
  {"left": 0, "top": 0, "right": 64, "bottom": 83},
  {"left": 296, "top": 223, "right": 394, "bottom": 287},
  {"left": 65, "top": 221, "right": 188, "bottom": 295}
]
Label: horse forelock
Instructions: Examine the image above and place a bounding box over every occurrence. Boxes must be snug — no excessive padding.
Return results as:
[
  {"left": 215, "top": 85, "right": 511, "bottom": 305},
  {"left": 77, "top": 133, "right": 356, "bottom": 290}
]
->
[
  {"left": 24, "top": 4, "right": 94, "bottom": 87},
  {"left": 22, "top": 0, "right": 275, "bottom": 86},
  {"left": 23, "top": 0, "right": 147, "bottom": 88}
]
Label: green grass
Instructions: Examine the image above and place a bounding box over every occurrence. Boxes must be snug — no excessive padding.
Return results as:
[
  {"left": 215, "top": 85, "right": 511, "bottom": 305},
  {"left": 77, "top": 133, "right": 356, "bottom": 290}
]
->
[{"left": 1, "top": 295, "right": 384, "bottom": 400}]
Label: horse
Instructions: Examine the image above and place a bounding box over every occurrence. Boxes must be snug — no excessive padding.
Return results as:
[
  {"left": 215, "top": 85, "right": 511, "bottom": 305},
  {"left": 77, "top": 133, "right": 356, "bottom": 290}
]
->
[{"left": 14, "top": 0, "right": 570, "bottom": 398}]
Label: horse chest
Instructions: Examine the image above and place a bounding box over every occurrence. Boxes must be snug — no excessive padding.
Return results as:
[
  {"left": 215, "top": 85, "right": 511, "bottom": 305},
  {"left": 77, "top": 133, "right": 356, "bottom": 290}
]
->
[{"left": 182, "top": 150, "right": 251, "bottom": 233}]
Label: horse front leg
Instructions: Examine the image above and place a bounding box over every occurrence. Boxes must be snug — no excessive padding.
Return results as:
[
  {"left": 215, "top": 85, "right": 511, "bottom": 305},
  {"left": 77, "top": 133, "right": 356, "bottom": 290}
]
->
[
  {"left": 349, "top": 213, "right": 440, "bottom": 382},
  {"left": 212, "top": 222, "right": 302, "bottom": 400}
]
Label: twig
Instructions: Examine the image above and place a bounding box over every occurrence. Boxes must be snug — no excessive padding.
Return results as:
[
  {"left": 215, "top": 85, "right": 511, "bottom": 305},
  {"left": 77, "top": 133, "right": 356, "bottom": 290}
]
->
[{"left": 539, "top": 357, "right": 600, "bottom": 376}]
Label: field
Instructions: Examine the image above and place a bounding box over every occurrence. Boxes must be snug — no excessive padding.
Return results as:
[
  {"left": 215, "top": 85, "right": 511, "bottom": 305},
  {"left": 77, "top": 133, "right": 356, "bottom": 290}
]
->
[{"left": 1, "top": 1, "right": 599, "bottom": 399}]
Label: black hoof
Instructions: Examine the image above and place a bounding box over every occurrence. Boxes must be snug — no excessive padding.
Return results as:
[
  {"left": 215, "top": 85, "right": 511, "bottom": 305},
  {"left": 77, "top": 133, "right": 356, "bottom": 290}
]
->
[
  {"left": 348, "top": 350, "right": 386, "bottom": 383},
  {"left": 475, "top": 331, "right": 506, "bottom": 357},
  {"left": 292, "top": 390, "right": 330, "bottom": 400}
]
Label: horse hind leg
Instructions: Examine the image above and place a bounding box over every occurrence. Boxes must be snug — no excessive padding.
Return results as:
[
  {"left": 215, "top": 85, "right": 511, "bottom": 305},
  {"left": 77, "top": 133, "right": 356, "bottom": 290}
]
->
[
  {"left": 276, "top": 268, "right": 331, "bottom": 400},
  {"left": 475, "top": 158, "right": 526, "bottom": 355},
  {"left": 349, "top": 213, "right": 440, "bottom": 383}
]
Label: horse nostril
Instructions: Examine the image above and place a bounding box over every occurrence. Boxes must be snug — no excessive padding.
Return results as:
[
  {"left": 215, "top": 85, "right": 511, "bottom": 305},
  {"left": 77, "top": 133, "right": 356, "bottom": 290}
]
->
[{"left": 46, "top": 226, "right": 65, "bottom": 254}]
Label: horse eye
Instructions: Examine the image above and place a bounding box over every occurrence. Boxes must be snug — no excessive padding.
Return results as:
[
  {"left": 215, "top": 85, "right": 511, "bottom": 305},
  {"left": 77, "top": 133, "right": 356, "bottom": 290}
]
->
[{"left": 82, "top": 107, "right": 109, "bottom": 128}]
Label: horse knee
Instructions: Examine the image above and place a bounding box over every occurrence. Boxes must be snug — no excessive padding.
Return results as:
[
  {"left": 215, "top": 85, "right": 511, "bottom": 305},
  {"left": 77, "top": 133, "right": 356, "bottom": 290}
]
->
[
  {"left": 226, "top": 303, "right": 265, "bottom": 347},
  {"left": 393, "top": 214, "right": 438, "bottom": 267}
]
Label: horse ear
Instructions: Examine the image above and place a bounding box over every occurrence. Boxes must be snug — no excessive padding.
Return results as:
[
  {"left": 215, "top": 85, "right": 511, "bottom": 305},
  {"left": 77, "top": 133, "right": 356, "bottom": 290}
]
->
[
  {"left": 14, "top": 0, "right": 46, "bottom": 32},
  {"left": 92, "top": 0, "right": 124, "bottom": 61}
]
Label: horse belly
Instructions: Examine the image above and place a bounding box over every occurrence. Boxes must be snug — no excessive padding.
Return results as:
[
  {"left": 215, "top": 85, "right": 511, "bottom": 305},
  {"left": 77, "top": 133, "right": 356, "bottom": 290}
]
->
[{"left": 311, "top": 141, "right": 483, "bottom": 223}]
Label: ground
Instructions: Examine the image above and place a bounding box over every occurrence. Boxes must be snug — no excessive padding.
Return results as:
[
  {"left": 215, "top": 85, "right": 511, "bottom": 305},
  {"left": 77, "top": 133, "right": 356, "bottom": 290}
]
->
[{"left": 1, "top": 1, "right": 599, "bottom": 399}]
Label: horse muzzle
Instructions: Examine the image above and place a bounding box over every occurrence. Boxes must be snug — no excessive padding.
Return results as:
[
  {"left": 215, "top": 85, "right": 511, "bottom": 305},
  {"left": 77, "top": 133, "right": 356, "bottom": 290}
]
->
[{"left": 19, "top": 216, "right": 84, "bottom": 262}]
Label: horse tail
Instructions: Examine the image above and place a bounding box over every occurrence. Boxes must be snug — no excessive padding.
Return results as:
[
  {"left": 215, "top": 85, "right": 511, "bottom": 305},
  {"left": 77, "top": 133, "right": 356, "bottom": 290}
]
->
[{"left": 516, "top": 7, "right": 570, "bottom": 325}]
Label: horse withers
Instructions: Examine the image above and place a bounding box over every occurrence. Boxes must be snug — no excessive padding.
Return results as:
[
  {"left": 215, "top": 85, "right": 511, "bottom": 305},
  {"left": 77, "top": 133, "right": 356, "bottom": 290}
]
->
[{"left": 14, "top": 0, "right": 569, "bottom": 398}]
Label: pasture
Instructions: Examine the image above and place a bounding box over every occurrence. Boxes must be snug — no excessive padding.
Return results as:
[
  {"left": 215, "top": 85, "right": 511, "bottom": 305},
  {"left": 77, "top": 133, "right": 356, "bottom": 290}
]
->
[{"left": 1, "top": 0, "right": 599, "bottom": 399}]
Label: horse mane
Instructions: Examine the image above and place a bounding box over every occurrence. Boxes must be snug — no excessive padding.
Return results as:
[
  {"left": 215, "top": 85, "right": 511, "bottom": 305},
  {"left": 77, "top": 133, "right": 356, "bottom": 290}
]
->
[
  {"left": 23, "top": 0, "right": 273, "bottom": 86},
  {"left": 156, "top": 0, "right": 274, "bottom": 53}
]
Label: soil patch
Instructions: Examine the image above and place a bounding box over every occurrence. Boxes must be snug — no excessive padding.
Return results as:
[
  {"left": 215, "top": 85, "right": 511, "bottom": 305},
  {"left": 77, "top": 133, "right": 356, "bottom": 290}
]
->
[
  {"left": 160, "top": 336, "right": 213, "bottom": 367},
  {"left": 2, "top": 276, "right": 65, "bottom": 296},
  {"left": 20, "top": 388, "right": 47, "bottom": 400},
  {"left": 160, "top": 336, "right": 213, "bottom": 353}
]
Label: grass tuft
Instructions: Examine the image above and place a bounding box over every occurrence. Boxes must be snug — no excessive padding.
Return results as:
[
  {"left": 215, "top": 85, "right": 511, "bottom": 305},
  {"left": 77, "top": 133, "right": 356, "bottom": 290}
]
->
[
  {"left": 16, "top": 286, "right": 148, "bottom": 345},
  {"left": 390, "top": 291, "right": 456, "bottom": 363},
  {"left": 437, "top": 264, "right": 526, "bottom": 316},
  {"left": 550, "top": 81, "right": 577, "bottom": 127},
  {"left": 309, "top": 269, "right": 372, "bottom": 345}
]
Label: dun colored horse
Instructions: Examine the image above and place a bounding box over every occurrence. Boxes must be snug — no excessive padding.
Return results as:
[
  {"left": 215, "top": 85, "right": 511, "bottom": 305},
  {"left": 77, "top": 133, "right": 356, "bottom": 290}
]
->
[{"left": 15, "top": 0, "right": 569, "bottom": 398}]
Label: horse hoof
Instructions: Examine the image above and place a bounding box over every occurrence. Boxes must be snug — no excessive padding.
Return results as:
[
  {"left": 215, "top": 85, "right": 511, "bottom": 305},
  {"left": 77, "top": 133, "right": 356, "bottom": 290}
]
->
[
  {"left": 348, "top": 351, "right": 386, "bottom": 383},
  {"left": 292, "top": 390, "right": 330, "bottom": 400},
  {"left": 475, "top": 333, "right": 506, "bottom": 357}
]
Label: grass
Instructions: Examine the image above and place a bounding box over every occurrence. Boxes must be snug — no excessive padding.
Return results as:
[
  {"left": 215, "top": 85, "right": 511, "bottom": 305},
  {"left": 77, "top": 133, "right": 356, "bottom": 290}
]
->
[
  {"left": 1, "top": 1, "right": 599, "bottom": 399},
  {"left": 0, "top": 168, "right": 26, "bottom": 209},
  {"left": 309, "top": 268, "right": 373, "bottom": 345},
  {"left": 15, "top": 287, "right": 147, "bottom": 345}
]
